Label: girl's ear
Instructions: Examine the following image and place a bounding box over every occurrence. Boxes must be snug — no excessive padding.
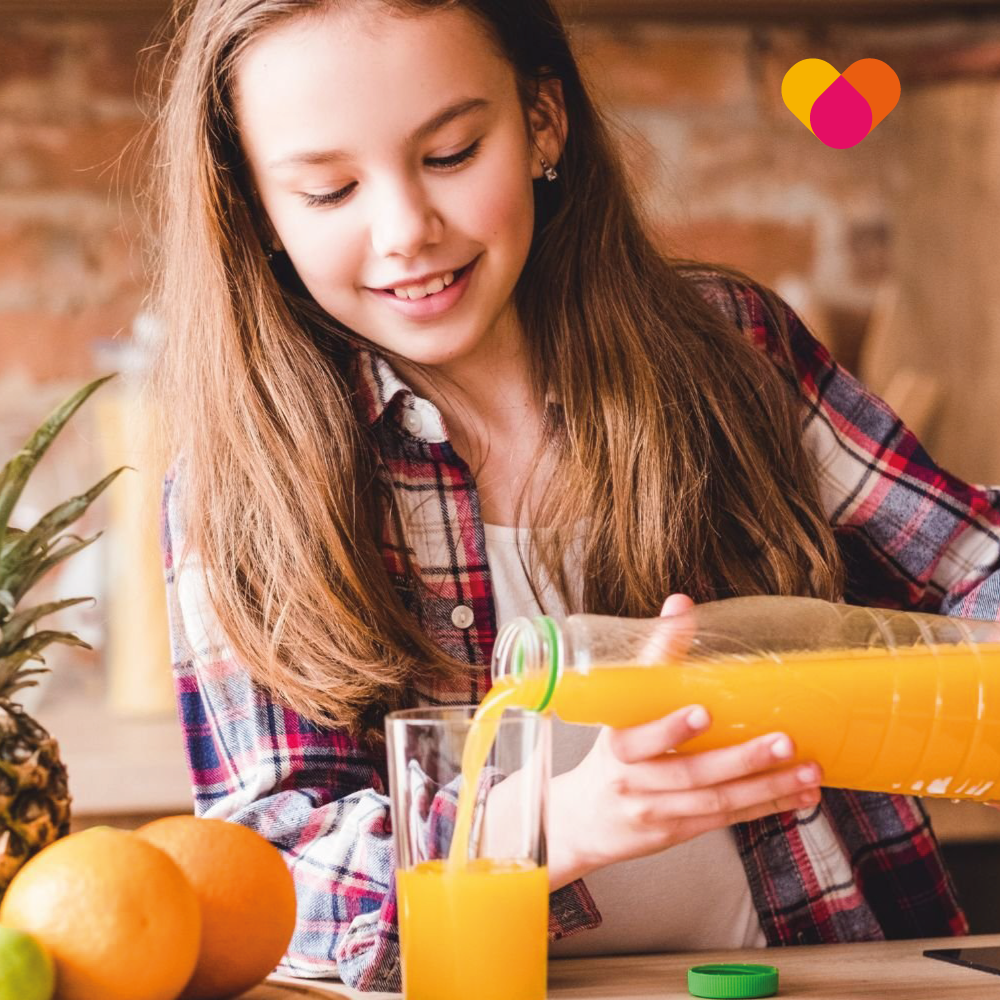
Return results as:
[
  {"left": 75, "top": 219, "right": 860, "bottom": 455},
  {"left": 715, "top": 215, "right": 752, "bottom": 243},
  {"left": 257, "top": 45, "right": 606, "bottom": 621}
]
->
[{"left": 528, "top": 76, "right": 568, "bottom": 180}]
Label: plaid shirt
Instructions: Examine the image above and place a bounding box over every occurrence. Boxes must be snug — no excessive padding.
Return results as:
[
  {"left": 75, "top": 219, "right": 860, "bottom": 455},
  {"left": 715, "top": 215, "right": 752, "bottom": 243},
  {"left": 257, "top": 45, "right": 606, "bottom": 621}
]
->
[{"left": 163, "top": 274, "right": 999, "bottom": 991}]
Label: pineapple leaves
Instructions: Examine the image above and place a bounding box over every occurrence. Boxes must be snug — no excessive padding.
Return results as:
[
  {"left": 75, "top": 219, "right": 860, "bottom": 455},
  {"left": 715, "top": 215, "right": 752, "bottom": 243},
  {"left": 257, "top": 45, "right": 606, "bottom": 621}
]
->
[
  {"left": 0, "top": 597, "right": 93, "bottom": 655},
  {"left": 0, "top": 630, "right": 92, "bottom": 691},
  {"left": 0, "top": 374, "right": 116, "bottom": 542},
  {"left": 1, "top": 532, "right": 105, "bottom": 611},
  {"left": 0, "top": 375, "right": 122, "bottom": 690},
  {"left": 0, "top": 527, "right": 24, "bottom": 563},
  {"left": 0, "top": 467, "right": 126, "bottom": 586}
]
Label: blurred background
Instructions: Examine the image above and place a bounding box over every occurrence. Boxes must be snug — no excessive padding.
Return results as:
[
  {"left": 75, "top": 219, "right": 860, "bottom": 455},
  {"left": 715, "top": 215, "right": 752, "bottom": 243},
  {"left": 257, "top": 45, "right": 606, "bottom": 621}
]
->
[{"left": 1, "top": 0, "right": 999, "bottom": 926}]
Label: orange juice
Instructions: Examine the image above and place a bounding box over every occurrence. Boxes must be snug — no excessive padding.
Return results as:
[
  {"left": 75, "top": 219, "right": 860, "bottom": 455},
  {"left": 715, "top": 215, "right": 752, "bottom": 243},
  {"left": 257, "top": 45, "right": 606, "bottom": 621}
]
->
[
  {"left": 448, "top": 682, "right": 524, "bottom": 867},
  {"left": 489, "top": 643, "right": 1000, "bottom": 800},
  {"left": 396, "top": 859, "right": 548, "bottom": 1000}
]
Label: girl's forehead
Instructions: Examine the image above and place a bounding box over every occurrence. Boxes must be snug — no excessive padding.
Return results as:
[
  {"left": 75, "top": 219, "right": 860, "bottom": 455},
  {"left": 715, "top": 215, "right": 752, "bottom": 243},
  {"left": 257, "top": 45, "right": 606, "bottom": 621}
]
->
[{"left": 234, "top": 5, "right": 516, "bottom": 159}]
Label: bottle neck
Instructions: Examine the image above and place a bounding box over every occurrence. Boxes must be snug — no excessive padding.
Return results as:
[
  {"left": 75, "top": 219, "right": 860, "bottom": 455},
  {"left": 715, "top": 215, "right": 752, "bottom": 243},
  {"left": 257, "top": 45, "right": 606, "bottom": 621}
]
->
[{"left": 492, "top": 615, "right": 562, "bottom": 712}]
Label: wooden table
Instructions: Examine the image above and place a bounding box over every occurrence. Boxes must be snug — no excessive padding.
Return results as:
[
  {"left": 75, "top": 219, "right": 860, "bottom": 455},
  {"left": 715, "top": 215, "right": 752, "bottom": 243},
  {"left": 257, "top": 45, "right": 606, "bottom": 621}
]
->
[{"left": 248, "top": 933, "right": 1000, "bottom": 998}]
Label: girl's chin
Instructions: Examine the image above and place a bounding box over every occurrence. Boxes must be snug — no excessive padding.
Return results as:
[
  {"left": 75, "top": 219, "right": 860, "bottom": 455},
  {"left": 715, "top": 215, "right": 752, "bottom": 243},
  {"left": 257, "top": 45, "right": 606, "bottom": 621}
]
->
[
  {"left": 389, "top": 340, "right": 482, "bottom": 369},
  {"left": 358, "top": 322, "right": 490, "bottom": 368}
]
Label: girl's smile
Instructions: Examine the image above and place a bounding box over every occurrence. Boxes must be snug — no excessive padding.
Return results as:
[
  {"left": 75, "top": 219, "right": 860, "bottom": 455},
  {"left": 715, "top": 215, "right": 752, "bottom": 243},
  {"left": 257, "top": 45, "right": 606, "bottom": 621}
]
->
[{"left": 366, "top": 255, "right": 480, "bottom": 321}]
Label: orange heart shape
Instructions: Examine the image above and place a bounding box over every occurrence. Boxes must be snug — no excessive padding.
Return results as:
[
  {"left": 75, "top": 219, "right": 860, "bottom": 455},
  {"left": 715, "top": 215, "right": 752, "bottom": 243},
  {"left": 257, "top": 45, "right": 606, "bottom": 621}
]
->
[{"left": 841, "top": 58, "right": 900, "bottom": 129}]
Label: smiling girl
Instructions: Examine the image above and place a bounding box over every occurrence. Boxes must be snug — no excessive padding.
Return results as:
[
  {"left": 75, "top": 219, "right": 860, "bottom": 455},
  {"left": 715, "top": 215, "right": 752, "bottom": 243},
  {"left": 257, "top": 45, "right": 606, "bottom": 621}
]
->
[{"left": 150, "top": 0, "right": 1000, "bottom": 990}]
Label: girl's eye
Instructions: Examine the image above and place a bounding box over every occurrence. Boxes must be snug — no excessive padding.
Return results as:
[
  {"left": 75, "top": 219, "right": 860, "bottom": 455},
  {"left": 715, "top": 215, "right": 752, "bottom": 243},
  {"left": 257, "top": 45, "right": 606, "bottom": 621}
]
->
[
  {"left": 301, "top": 182, "right": 356, "bottom": 208},
  {"left": 425, "top": 139, "right": 481, "bottom": 170},
  {"left": 298, "top": 140, "right": 481, "bottom": 209}
]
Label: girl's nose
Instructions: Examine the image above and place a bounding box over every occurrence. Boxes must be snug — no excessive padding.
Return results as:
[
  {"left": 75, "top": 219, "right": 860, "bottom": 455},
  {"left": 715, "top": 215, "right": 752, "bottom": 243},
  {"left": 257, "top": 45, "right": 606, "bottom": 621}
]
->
[{"left": 370, "top": 181, "right": 443, "bottom": 259}]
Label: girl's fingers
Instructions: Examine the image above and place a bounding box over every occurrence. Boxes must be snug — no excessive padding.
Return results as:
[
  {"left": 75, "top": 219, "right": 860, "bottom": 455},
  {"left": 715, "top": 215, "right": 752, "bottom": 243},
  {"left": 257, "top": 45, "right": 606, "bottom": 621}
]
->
[
  {"left": 606, "top": 704, "right": 712, "bottom": 765},
  {"left": 719, "top": 787, "right": 822, "bottom": 827},
  {"left": 630, "top": 730, "right": 801, "bottom": 792},
  {"left": 724, "top": 788, "right": 823, "bottom": 825},
  {"left": 660, "top": 593, "right": 695, "bottom": 617},
  {"left": 670, "top": 788, "right": 822, "bottom": 845},
  {"left": 640, "top": 762, "right": 822, "bottom": 822},
  {"left": 639, "top": 593, "right": 697, "bottom": 663}
]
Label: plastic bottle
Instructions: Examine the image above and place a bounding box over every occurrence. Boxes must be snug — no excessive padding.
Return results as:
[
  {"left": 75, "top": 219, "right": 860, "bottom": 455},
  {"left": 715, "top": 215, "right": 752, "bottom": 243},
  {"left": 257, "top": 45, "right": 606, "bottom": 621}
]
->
[{"left": 490, "top": 596, "right": 1000, "bottom": 801}]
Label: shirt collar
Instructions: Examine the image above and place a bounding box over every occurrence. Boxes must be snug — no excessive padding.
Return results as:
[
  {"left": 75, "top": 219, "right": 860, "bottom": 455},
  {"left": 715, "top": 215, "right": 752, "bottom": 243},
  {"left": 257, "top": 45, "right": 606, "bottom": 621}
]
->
[
  {"left": 351, "top": 348, "right": 449, "bottom": 443},
  {"left": 351, "top": 347, "right": 560, "bottom": 445}
]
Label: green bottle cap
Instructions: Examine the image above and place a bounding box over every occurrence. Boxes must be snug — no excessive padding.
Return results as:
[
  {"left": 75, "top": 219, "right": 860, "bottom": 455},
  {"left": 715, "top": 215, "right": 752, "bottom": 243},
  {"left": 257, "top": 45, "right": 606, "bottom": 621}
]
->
[
  {"left": 531, "top": 615, "right": 560, "bottom": 713},
  {"left": 687, "top": 963, "right": 779, "bottom": 999}
]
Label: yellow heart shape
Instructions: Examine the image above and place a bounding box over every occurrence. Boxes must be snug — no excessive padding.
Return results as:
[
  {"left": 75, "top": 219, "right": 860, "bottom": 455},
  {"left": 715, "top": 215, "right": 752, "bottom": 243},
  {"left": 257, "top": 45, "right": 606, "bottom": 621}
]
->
[{"left": 782, "top": 59, "right": 841, "bottom": 136}]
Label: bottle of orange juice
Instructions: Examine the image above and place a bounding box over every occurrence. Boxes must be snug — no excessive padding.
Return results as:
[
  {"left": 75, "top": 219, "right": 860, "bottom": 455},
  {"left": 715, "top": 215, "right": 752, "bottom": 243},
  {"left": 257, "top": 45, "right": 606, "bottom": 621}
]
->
[{"left": 490, "top": 596, "right": 1000, "bottom": 801}]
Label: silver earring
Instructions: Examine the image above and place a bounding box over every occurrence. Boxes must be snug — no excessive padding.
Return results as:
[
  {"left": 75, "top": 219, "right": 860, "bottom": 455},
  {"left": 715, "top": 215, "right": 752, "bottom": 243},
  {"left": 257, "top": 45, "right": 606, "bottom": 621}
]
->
[{"left": 539, "top": 156, "right": 558, "bottom": 182}]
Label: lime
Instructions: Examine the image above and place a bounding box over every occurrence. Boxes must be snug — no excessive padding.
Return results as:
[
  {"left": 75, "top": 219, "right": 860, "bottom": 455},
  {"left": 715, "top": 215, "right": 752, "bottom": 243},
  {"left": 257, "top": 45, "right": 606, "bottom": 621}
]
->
[{"left": 0, "top": 925, "right": 55, "bottom": 1000}]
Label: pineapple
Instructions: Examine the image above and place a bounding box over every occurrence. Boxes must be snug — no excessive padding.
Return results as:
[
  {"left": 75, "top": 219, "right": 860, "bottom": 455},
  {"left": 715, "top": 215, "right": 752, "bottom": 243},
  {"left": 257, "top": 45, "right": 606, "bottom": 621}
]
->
[{"left": 0, "top": 375, "right": 124, "bottom": 893}]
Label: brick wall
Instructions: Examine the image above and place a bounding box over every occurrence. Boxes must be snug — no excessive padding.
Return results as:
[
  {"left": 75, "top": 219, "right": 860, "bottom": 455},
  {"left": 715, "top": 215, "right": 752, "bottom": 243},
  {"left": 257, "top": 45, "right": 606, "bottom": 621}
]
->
[
  {"left": 0, "top": 17, "right": 157, "bottom": 383},
  {"left": 1, "top": 10, "right": 999, "bottom": 387}
]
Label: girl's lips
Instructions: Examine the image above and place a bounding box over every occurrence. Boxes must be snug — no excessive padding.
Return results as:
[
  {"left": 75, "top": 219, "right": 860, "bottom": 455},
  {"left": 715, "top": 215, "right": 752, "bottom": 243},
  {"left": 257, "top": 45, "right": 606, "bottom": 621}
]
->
[{"left": 367, "top": 256, "right": 478, "bottom": 320}]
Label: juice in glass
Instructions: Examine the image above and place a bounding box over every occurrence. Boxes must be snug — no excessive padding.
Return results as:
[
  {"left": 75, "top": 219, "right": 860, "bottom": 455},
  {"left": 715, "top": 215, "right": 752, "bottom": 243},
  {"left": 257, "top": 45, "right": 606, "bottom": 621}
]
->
[{"left": 396, "top": 860, "right": 548, "bottom": 1000}]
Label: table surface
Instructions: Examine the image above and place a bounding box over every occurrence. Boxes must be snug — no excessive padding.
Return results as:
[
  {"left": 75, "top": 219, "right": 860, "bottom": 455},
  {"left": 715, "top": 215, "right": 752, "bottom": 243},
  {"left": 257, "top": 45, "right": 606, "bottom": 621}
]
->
[{"left": 247, "top": 933, "right": 1000, "bottom": 999}]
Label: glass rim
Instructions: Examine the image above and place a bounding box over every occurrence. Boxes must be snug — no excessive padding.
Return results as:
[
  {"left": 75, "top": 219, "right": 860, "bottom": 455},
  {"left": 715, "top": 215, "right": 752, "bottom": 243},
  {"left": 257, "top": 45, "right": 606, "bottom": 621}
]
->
[{"left": 384, "top": 704, "right": 542, "bottom": 725}]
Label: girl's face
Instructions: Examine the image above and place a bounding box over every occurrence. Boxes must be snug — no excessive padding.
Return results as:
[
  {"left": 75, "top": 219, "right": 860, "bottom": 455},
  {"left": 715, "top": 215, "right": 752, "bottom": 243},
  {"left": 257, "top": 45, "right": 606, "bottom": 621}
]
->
[{"left": 235, "top": 5, "right": 564, "bottom": 369}]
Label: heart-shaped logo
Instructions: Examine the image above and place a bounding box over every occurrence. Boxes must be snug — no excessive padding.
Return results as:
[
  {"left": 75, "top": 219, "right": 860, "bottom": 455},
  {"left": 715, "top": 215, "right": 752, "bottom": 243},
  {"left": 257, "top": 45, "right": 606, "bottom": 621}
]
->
[{"left": 782, "top": 58, "right": 900, "bottom": 149}]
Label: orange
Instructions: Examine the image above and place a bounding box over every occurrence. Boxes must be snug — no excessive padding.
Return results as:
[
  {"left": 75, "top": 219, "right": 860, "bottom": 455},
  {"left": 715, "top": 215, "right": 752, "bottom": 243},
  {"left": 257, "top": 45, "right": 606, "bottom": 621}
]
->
[
  {"left": 0, "top": 826, "right": 200, "bottom": 1000},
  {"left": 136, "top": 816, "right": 297, "bottom": 1000}
]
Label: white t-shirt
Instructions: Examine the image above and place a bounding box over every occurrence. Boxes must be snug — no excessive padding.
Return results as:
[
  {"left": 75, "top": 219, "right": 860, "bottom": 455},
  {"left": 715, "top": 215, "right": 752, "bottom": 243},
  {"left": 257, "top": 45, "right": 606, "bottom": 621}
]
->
[{"left": 483, "top": 522, "right": 766, "bottom": 955}]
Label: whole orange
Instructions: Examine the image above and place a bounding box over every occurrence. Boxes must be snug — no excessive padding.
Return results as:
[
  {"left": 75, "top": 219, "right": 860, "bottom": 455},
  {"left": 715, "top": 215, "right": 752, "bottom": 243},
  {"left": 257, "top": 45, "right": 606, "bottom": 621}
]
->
[
  {"left": 135, "top": 816, "right": 297, "bottom": 1000},
  {"left": 0, "top": 826, "right": 200, "bottom": 1000}
]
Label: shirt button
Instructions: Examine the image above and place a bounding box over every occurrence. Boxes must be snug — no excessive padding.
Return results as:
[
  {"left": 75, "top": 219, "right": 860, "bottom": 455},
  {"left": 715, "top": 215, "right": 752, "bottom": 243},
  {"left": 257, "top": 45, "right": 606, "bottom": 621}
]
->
[
  {"left": 402, "top": 411, "right": 423, "bottom": 435},
  {"left": 451, "top": 605, "right": 474, "bottom": 629}
]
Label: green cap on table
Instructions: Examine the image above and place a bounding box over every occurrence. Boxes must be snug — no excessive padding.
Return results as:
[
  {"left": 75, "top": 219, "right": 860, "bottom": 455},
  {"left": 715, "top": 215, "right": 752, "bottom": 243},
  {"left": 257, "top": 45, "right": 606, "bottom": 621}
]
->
[{"left": 687, "top": 962, "right": 779, "bottom": 999}]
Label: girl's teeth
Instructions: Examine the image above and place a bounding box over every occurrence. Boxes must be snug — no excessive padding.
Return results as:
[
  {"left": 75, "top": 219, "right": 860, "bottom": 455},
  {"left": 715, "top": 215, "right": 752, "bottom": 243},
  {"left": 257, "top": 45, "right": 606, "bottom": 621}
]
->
[{"left": 390, "top": 270, "right": 456, "bottom": 300}]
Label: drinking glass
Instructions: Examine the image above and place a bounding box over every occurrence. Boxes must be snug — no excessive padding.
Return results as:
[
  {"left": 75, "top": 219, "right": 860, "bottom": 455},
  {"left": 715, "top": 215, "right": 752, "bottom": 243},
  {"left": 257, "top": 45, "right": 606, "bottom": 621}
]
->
[{"left": 386, "top": 705, "right": 550, "bottom": 1000}]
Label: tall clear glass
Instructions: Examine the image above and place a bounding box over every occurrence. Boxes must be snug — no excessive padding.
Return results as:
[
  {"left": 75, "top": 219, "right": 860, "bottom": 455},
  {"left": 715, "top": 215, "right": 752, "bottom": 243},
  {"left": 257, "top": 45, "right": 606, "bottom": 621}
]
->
[{"left": 386, "top": 706, "right": 550, "bottom": 1000}]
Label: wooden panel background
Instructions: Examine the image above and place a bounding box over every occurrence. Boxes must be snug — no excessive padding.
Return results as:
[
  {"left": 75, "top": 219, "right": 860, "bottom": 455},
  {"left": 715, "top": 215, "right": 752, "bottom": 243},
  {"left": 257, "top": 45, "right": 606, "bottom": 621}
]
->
[{"left": 859, "top": 81, "right": 1000, "bottom": 485}]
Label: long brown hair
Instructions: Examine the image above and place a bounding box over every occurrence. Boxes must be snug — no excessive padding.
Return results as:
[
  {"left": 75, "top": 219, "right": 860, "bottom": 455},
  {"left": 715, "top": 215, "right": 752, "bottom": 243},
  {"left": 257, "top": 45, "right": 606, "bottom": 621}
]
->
[{"left": 147, "top": 0, "right": 844, "bottom": 745}]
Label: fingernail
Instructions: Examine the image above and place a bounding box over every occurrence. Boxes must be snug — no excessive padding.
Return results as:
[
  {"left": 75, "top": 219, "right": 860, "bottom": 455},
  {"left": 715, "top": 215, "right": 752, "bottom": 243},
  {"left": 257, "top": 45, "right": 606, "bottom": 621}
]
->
[
  {"left": 770, "top": 736, "right": 793, "bottom": 760},
  {"left": 797, "top": 765, "right": 818, "bottom": 784},
  {"left": 686, "top": 706, "right": 709, "bottom": 729}
]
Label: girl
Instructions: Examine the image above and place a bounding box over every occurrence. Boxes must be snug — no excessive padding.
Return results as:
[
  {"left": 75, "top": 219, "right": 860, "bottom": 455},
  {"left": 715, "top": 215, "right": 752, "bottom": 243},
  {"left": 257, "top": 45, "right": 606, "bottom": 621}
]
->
[{"left": 150, "top": 0, "right": 1000, "bottom": 990}]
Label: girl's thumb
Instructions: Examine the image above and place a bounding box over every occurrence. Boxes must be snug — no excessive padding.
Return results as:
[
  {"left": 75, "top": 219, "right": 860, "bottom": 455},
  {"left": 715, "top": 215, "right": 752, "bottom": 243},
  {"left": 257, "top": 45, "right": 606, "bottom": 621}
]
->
[{"left": 660, "top": 593, "right": 695, "bottom": 617}]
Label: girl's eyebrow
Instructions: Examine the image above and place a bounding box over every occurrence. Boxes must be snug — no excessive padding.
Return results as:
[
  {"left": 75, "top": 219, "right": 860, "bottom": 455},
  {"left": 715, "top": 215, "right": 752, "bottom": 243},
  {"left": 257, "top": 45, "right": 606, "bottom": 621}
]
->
[{"left": 267, "top": 97, "right": 490, "bottom": 171}]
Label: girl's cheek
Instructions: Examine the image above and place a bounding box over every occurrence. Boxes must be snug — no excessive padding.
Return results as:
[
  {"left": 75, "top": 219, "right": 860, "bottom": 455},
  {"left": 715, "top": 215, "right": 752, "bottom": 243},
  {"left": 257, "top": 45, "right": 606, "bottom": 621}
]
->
[
  {"left": 471, "top": 173, "right": 535, "bottom": 242},
  {"left": 294, "top": 223, "right": 360, "bottom": 281}
]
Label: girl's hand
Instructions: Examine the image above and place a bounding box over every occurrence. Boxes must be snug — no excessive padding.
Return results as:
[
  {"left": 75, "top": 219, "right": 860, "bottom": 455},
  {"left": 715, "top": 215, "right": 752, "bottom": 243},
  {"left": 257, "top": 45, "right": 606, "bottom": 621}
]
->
[
  {"left": 481, "top": 592, "right": 822, "bottom": 890},
  {"left": 546, "top": 704, "right": 822, "bottom": 890},
  {"left": 546, "top": 591, "right": 822, "bottom": 890}
]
